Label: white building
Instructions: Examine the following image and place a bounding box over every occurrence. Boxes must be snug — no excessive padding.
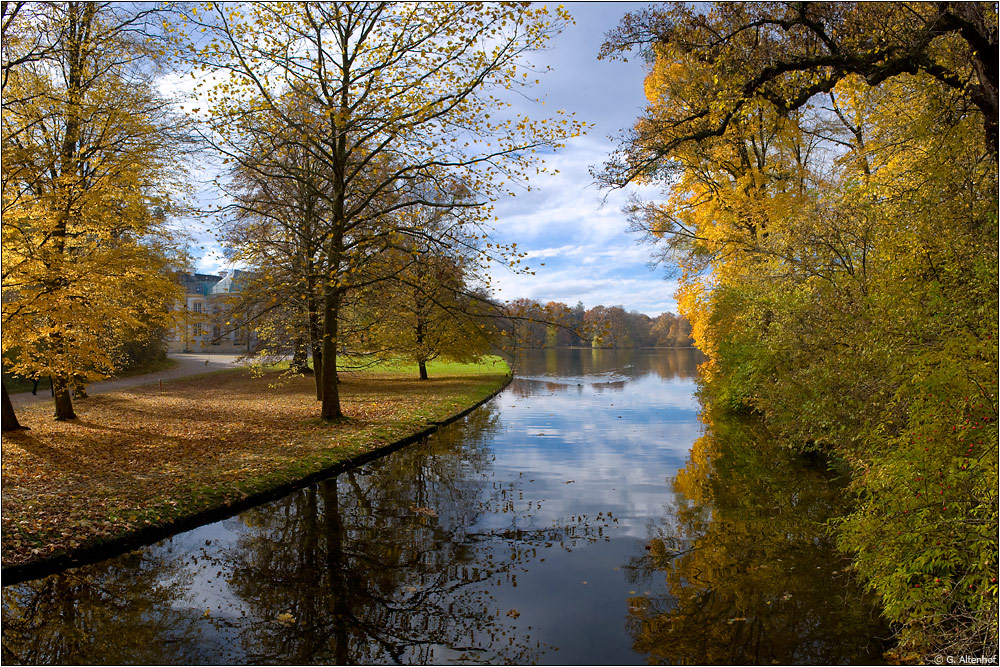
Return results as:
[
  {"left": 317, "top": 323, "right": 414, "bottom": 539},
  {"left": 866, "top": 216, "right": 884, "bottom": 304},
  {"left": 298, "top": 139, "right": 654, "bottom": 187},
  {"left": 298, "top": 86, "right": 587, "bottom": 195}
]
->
[{"left": 168, "top": 271, "right": 255, "bottom": 354}]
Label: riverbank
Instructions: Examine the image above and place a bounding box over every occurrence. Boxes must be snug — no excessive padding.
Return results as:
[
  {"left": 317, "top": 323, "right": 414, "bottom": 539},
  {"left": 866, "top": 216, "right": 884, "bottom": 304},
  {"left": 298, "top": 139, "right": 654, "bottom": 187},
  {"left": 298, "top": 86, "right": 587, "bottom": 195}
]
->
[{"left": 1, "top": 360, "right": 510, "bottom": 582}]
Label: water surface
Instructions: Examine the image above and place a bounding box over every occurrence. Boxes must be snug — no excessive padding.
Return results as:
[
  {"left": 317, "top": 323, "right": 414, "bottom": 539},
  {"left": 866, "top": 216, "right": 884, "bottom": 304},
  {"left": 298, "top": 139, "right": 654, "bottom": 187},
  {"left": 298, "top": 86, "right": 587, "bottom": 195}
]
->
[{"left": 2, "top": 349, "right": 887, "bottom": 664}]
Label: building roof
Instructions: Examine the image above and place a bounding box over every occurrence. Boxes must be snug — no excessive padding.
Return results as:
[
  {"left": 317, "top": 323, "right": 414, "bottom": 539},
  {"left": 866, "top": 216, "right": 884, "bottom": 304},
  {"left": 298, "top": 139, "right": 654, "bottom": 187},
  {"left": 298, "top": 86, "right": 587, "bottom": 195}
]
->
[
  {"left": 179, "top": 273, "right": 223, "bottom": 296},
  {"left": 178, "top": 270, "right": 253, "bottom": 296},
  {"left": 211, "top": 274, "right": 233, "bottom": 294}
]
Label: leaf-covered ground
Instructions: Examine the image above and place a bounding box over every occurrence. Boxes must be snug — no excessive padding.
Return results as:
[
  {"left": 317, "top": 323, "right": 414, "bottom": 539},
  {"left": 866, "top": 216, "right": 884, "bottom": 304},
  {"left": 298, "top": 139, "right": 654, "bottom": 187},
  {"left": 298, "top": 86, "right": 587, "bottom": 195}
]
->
[{"left": 2, "top": 362, "right": 508, "bottom": 569}]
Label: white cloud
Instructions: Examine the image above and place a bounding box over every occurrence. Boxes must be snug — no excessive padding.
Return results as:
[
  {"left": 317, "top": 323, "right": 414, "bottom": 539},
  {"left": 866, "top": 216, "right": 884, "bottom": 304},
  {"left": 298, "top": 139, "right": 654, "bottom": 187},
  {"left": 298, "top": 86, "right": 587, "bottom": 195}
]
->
[
  {"left": 525, "top": 244, "right": 587, "bottom": 260},
  {"left": 191, "top": 242, "right": 234, "bottom": 275}
]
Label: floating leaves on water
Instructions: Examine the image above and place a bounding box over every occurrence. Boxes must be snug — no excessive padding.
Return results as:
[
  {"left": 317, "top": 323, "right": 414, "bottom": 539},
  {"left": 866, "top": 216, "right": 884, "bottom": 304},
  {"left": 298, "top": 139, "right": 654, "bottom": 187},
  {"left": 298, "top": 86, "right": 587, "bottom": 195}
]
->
[
  {"left": 275, "top": 612, "right": 296, "bottom": 625},
  {"left": 506, "top": 609, "right": 520, "bottom": 618}
]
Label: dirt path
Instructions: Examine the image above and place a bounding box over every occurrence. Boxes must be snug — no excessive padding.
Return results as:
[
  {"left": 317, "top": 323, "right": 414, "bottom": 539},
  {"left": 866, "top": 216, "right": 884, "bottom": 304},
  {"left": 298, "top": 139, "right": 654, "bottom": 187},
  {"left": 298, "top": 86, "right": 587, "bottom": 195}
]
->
[{"left": 8, "top": 353, "right": 247, "bottom": 409}]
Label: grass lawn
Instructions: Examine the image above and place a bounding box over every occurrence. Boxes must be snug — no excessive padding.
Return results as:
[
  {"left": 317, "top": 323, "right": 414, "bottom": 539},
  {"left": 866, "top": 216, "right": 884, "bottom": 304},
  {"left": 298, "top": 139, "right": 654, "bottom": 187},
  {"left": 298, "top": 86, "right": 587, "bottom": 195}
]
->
[{"left": 1, "top": 358, "right": 509, "bottom": 571}]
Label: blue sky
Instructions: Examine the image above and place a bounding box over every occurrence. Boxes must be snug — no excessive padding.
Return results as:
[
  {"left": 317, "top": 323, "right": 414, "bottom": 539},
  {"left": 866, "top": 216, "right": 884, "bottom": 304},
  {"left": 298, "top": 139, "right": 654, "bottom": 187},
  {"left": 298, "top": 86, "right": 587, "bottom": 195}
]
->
[
  {"left": 485, "top": 2, "right": 678, "bottom": 316},
  {"left": 184, "top": 2, "right": 678, "bottom": 316}
]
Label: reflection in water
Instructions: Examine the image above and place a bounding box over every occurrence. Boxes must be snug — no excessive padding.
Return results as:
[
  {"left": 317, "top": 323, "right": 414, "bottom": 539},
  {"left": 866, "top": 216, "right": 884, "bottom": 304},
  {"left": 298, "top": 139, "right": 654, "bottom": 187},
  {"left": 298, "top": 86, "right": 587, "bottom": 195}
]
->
[
  {"left": 523, "top": 347, "right": 703, "bottom": 381},
  {"left": 508, "top": 347, "right": 701, "bottom": 400},
  {"left": 4, "top": 408, "right": 553, "bottom": 665},
  {"left": 2, "top": 349, "right": 885, "bottom": 664},
  {"left": 2, "top": 551, "right": 198, "bottom": 664},
  {"left": 625, "top": 408, "right": 890, "bottom": 664},
  {"left": 217, "top": 406, "right": 550, "bottom": 664}
]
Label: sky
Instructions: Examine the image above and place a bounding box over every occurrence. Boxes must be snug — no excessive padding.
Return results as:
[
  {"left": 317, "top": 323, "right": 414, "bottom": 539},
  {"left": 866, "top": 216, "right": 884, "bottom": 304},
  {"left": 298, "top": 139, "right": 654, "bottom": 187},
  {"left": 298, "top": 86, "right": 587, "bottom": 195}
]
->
[{"left": 184, "top": 2, "right": 679, "bottom": 316}]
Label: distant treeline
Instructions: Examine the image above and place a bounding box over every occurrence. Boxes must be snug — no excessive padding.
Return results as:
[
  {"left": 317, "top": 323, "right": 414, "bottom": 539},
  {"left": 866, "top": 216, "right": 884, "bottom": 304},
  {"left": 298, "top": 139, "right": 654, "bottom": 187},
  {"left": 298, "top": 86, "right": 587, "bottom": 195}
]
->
[{"left": 502, "top": 299, "right": 693, "bottom": 349}]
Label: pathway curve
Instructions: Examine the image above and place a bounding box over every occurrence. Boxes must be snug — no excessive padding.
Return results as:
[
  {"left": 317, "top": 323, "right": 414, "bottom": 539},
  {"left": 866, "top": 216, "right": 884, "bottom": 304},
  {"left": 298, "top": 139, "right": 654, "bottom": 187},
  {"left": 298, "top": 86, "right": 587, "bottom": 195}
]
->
[{"left": 8, "top": 353, "right": 247, "bottom": 409}]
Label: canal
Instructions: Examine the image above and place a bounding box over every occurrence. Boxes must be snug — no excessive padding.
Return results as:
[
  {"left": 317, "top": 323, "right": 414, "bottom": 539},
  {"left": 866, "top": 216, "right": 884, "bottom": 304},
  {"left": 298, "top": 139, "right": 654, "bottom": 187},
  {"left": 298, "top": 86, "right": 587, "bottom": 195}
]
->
[{"left": 2, "top": 348, "right": 888, "bottom": 664}]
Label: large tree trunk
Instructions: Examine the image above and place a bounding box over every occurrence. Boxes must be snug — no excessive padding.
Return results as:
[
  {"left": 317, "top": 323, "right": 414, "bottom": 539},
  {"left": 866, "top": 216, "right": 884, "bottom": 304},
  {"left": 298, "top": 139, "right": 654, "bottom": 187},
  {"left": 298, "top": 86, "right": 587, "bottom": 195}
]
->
[
  {"left": 291, "top": 334, "right": 312, "bottom": 374},
  {"left": 45, "top": 3, "right": 91, "bottom": 425},
  {"left": 418, "top": 360, "right": 428, "bottom": 381},
  {"left": 2, "top": 381, "right": 28, "bottom": 431},
  {"left": 52, "top": 374, "right": 76, "bottom": 421},
  {"left": 321, "top": 66, "right": 349, "bottom": 419},
  {"left": 320, "top": 285, "right": 342, "bottom": 420}
]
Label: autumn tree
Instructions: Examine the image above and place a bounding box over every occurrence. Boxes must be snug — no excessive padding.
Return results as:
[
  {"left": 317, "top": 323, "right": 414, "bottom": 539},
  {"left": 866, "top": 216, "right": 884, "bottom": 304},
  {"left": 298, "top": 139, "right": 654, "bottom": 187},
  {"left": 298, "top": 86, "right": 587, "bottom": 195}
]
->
[
  {"left": 2, "top": 2, "right": 189, "bottom": 423},
  {"left": 221, "top": 141, "right": 331, "bottom": 395},
  {"left": 584, "top": 305, "right": 632, "bottom": 348},
  {"left": 602, "top": 2, "right": 998, "bottom": 658},
  {"left": 542, "top": 301, "right": 585, "bottom": 347},
  {"left": 600, "top": 1, "right": 998, "bottom": 183},
  {"left": 353, "top": 258, "right": 496, "bottom": 381},
  {"left": 350, "top": 193, "right": 500, "bottom": 380},
  {"left": 176, "top": 2, "right": 584, "bottom": 420},
  {"left": 650, "top": 312, "right": 692, "bottom": 347},
  {"left": 500, "top": 299, "right": 549, "bottom": 349}
]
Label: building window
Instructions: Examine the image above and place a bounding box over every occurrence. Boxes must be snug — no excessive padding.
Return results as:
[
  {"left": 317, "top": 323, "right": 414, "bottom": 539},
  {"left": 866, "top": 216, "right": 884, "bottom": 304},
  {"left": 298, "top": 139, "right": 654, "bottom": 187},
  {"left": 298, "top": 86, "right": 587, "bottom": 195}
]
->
[{"left": 193, "top": 301, "right": 203, "bottom": 313}]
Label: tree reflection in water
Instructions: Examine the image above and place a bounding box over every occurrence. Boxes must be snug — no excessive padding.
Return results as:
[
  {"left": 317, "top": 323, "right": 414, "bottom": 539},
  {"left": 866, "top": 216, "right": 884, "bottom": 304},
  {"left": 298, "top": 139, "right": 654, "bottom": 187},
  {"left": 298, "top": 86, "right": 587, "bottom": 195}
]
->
[
  {"left": 624, "top": 406, "right": 891, "bottom": 665},
  {"left": 221, "top": 405, "right": 551, "bottom": 664},
  {"left": 2, "top": 403, "right": 610, "bottom": 665},
  {"left": 1, "top": 349, "right": 888, "bottom": 665},
  {"left": 3, "top": 550, "right": 198, "bottom": 664}
]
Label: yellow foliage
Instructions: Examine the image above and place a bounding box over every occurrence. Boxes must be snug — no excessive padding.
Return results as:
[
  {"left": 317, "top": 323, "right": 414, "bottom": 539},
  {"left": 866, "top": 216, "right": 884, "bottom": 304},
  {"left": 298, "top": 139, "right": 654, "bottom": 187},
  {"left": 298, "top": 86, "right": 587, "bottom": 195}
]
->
[{"left": 2, "top": 3, "right": 188, "bottom": 416}]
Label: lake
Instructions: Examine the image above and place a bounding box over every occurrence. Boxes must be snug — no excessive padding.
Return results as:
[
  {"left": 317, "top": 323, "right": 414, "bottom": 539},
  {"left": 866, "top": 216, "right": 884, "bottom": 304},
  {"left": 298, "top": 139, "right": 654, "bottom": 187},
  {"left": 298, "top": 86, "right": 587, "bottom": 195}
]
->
[{"left": 1, "top": 348, "right": 888, "bottom": 664}]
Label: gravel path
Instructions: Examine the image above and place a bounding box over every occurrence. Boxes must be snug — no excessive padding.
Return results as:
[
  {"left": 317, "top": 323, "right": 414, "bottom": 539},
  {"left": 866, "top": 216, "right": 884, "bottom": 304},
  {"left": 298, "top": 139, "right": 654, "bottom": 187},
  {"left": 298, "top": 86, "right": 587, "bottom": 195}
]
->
[{"left": 8, "top": 353, "right": 247, "bottom": 409}]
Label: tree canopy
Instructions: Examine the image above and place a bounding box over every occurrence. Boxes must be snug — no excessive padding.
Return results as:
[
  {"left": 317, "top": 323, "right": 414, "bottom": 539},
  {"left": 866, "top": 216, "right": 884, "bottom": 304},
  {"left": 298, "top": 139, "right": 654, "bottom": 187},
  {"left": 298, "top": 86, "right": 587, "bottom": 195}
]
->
[
  {"left": 603, "top": 2, "right": 998, "bottom": 659},
  {"left": 600, "top": 1, "right": 998, "bottom": 189},
  {"left": 2, "top": 1, "right": 189, "bottom": 424},
  {"left": 174, "top": 1, "right": 585, "bottom": 418}
]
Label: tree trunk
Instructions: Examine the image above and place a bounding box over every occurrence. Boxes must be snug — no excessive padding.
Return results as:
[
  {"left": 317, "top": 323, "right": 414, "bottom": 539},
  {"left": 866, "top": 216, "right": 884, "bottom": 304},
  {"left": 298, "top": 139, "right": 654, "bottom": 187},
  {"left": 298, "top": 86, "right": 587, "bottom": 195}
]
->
[
  {"left": 313, "top": 346, "right": 324, "bottom": 400},
  {"left": 320, "top": 286, "right": 342, "bottom": 419},
  {"left": 321, "top": 58, "right": 349, "bottom": 419},
  {"left": 1, "top": 381, "right": 28, "bottom": 431},
  {"left": 52, "top": 374, "right": 76, "bottom": 420},
  {"left": 292, "top": 334, "right": 312, "bottom": 374},
  {"left": 308, "top": 286, "right": 323, "bottom": 400},
  {"left": 322, "top": 478, "right": 350, "bottom": 665},
  {"left": 415, "top": 312, "right": 428, "bottom": 380},
  {"left": 45, "top": 3, "right": 90, "bottom": 425}
]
